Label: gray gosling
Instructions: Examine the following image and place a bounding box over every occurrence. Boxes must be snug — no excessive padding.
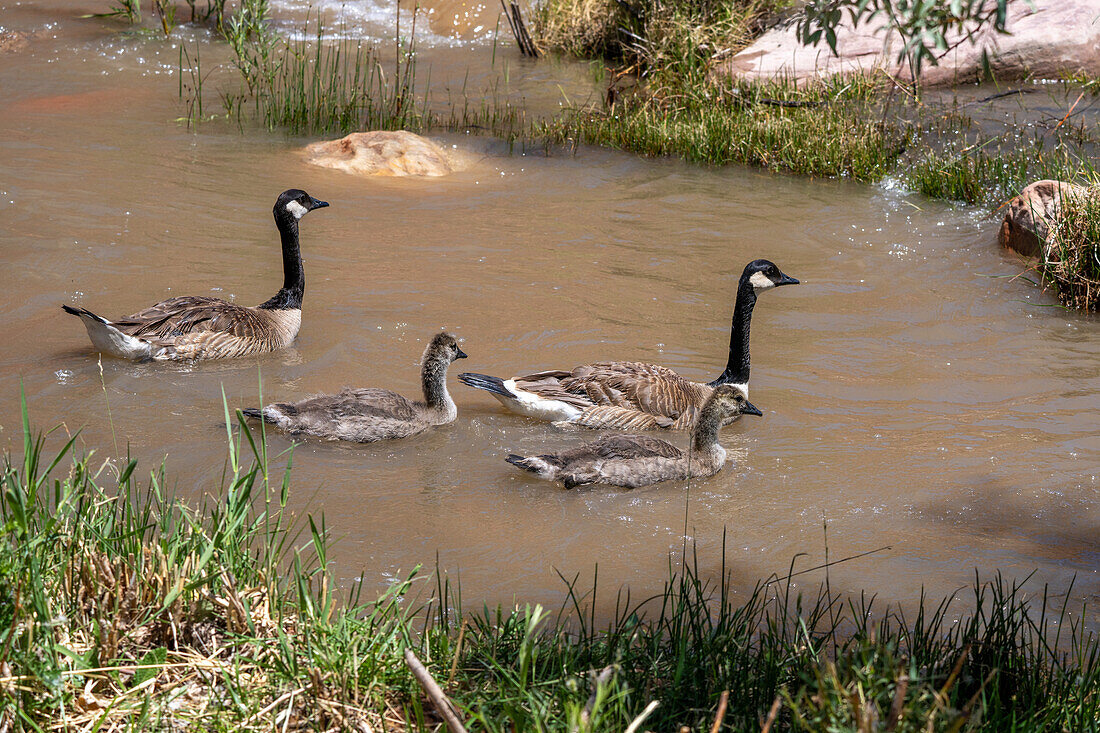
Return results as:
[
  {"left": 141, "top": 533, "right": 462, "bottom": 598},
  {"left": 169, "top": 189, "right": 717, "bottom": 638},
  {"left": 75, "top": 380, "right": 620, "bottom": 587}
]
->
[
  {"left": 505, "top": 384, "right": 762, "bottom": 489},
  {"left": 242, "top": 332, "right": 467, "bottom": 442},
  {"left": 62, "top": 189, "right": 328, "bottom": 361}
]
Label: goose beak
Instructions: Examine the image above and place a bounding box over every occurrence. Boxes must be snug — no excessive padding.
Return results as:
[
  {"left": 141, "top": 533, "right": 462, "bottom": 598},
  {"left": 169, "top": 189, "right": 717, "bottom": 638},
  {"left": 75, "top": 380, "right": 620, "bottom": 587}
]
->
[
  {"left": 741, "top": 401, "right": 763, "bottom": 417},
  {"left": 776, "top": 272, "right": 799, "bottom": 286},
  {"left": 309, "top": 198, "right": 330, "bottom": 211},
  {"left": 455, "top": 347, "right": 468, "bottom": 360}
]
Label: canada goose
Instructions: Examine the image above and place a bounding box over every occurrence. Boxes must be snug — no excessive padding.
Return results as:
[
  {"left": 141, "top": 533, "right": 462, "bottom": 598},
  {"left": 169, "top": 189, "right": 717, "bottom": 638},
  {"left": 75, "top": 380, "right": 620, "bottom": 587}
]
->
[
  {"left": 61, "top": 189, "right": 328, "bottom": 361},
  {"left": 506, "top": 384, "right": 761, "bottom": 489},
  {"left": 241, "top": 332, "right": 467, "bottom": 442},
  {"left": 459, "top": 259, "right": 797, "bottom": 430}
]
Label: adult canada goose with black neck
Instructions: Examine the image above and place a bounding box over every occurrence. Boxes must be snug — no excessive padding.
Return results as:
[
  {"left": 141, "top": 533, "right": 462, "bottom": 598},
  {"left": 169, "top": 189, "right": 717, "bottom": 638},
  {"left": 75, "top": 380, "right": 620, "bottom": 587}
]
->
[
  {"left": 506, "top": 384, "right": 762, "bottom": 489},
  {"left": 459, "top": 259, "right": 797, "bottom": 430},
  {"left": 242, "top": 332, "right": 467, "bottom": 443},
  {"left": 62, "top": 189, "right": 328, "bottom": 361}
]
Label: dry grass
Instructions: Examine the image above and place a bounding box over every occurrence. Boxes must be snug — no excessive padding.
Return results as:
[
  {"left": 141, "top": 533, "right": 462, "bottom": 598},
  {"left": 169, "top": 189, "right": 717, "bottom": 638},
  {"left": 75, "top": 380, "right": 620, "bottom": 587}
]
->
[{"left": 532, "top": 0, "right": 623, "bottom": 58}]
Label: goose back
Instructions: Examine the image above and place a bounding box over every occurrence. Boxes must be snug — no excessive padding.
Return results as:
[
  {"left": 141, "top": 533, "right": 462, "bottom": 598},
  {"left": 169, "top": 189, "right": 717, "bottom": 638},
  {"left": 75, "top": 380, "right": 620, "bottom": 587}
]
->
[
  {"left": 115, "top": 296, "right": 301, "bottom": 359},
  {"left": 254, "top": 387, "right": 434, "bottom": 442}
]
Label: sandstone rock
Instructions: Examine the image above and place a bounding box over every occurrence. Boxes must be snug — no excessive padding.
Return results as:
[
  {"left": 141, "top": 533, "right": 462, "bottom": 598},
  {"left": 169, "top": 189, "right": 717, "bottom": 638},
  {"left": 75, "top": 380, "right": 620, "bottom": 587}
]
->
[
  {"left": 304, "top": 131, "right": 453, "bottom": 177},
  {"left": 715, "top": 1, "right": 1100, "bottom": 87},
  {"left": 999, "top": 180, "right": 1089, "bottom": 258}
]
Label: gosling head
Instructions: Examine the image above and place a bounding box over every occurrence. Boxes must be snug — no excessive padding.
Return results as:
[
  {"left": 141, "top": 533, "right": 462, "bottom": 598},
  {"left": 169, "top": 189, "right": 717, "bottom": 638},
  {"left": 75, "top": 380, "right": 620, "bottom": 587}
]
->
[
  {"left": 275, "top": 189, "right": 329, "bottom": 222},
  {"left": 744, "top": 259, "right": 799, "bottom": 292},
  {"left": 426, "top": 331, "right": 468, "bottom": 364},
  {"left": 711, "top": 383, "right": 763, "bottom": 418}
]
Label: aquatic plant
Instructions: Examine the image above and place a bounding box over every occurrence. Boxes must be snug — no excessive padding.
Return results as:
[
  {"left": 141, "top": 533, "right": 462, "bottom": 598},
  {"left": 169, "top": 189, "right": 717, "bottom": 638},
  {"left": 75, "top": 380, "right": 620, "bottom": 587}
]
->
[
  {"left": 221, "top": 23, "right": 426, "bottom": 135},
  {"left": 538, "top": 76, "right": 909, "bottom": 181},
  {"left": 3, "top": 391, "right": 1099, "bottom": 730},
  {"left": 1042, "top": 186, "right": 1100, "bottom": 311},
  {"left": 902, "top": 124, "right": 1099, "bottom": 206}
]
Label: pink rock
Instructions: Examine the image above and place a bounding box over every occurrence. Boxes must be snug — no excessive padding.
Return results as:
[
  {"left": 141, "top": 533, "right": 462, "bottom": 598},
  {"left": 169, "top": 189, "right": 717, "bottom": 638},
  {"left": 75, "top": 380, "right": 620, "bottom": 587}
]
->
[
  {"left": 715, "top": 1, "right": 1100, "bottom": 87},
  {"left": 304, "top": 131, "right": 453, "bottom": 177},
  {"left": 999, "top": 179, "right": 1090, "bottom": 257}
]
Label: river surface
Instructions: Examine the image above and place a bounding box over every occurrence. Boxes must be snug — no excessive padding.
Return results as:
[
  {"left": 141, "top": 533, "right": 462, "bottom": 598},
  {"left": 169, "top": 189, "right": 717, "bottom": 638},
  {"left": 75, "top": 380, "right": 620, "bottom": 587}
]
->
[{"left": 1, "top": 0, "right": 1098, "bottom": 623}]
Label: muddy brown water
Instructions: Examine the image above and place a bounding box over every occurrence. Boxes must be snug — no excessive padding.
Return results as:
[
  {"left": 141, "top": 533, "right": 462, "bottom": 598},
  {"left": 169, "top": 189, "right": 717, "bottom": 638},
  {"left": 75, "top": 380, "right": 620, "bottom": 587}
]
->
[{"left": 1, "top": 1, "right": 1098, "bottom": 622}]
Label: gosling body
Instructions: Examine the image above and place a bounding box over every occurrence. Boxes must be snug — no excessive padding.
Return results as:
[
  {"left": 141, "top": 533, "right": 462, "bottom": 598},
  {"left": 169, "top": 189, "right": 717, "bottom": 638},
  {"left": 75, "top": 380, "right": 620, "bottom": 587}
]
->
[
  {"left": 62, "top": 189, "right": 328, "bottom": 361},
  {"left": 243, "top": 332, "right": 467, "bottom": 443},
  {"left": 460, "top": 260, "right": 797, "bottom": 430},
  {"left": 506, "top": 384, "right": 762, "bottom": 489}
]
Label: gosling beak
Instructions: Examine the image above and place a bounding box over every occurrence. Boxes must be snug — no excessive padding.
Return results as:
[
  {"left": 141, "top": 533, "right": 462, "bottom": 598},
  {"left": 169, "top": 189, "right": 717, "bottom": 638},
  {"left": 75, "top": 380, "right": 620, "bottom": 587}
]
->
[
  {"left": 455, "top": 347, "right": 468, "bottom": 360},
  {"left": 742, "top": 401, "right": 763, "bottom": 417},
  {"left": 776, "top": 272, "right": 799, "bottom": 286},
  {"left": 309, "top": 197, "right": 330, "bottom": 211}
]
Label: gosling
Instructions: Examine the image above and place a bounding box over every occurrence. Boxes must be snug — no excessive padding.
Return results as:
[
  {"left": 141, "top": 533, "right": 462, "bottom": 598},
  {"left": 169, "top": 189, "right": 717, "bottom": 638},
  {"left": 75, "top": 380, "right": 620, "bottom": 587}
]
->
[
  {"left": 242, "top": 332, "right": 467, "bottom": 442},
  {"left": 505, "top": 384, "right": 761, "bottom": 489}
]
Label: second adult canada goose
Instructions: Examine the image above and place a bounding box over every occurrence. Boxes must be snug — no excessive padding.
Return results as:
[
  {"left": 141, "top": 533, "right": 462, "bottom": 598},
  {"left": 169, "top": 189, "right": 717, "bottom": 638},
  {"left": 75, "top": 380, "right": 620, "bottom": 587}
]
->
[
  {"left": 61, "top": 189, "right": 328, "bottom": 361},
  {"left": 459, "top": 259, "right": 797, "bottom": 430},
  {"left": 505, "top": 384, "right": 761, "bottom": 489},
  {"left": 241, "top": 332, "right": 467, "bottom": 442}
]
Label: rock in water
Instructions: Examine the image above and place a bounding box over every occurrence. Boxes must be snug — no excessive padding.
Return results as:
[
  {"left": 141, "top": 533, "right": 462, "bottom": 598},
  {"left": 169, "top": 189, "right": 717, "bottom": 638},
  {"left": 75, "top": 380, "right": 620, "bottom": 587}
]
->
[
  {"left": 0, "top": 30, "right": 30, "bottom": 54},
  {"left": 999, "top": 180, "right": 1090, "bottom": 258},
  {"left": 304, "top": 131, "right": 453, "bottom": 177},
  {"left": 714, "top": 1, "right": 1100, "bottom": 87}
]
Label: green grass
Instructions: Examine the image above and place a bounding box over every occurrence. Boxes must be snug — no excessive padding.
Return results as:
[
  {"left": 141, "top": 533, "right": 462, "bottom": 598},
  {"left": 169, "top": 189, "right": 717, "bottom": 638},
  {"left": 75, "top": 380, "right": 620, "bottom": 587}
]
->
[
  {"left": 221, "top": 24, "right": 427, "bottom": 136},
  {"left": 538, "top": 77, "right": 909, "bottom": 181},
  {"left": 903, "top": 137, "right": 1100, "bottom": 206},
  {"left": 3, "top": 391, "right": 1100, "bottom": 730},
  {"left": 1042, "top": 185, "right": 1100, "bottom": 311}
]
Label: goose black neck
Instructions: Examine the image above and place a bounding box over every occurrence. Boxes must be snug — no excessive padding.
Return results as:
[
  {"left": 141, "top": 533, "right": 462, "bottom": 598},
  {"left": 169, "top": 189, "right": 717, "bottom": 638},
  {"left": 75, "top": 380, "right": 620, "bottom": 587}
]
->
[
  {"left": 707, "top": 278, "right": 757, "bottom": 387},
  {"left": 259, "top": 214, "right": 304, "bottom": 310}
]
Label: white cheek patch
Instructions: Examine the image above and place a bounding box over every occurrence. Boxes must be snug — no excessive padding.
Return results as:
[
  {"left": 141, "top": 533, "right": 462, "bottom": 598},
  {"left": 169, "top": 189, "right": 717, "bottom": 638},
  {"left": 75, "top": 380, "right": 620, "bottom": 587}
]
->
[
  {"left": 749, "top": 271, "right": 776, "bottom": 290},
  {"left": 285, "top": 200, "right": 309, "bottom": 219}
]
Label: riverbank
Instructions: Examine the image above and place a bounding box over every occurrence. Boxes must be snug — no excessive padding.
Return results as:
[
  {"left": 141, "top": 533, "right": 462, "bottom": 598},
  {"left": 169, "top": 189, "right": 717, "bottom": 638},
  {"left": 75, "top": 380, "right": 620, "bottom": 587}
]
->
[{"left": 3, "top": 406, "right": 1098, "bottom": 730}]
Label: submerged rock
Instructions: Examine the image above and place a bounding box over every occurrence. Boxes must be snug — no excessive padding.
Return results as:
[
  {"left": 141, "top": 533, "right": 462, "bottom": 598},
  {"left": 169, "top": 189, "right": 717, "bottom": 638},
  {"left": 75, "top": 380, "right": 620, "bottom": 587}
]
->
[
  {"left": 715, "top": 0, "right": 1100, "bottom": 87},
  {"left": 0, "top": 30, "right": 30, "bottom": 54},
  {"left": 304, "top": 131, "right": 453, "bottom": 177},
  {"left": 999, "top": 180, "right": 1090, "bottom": 258}
]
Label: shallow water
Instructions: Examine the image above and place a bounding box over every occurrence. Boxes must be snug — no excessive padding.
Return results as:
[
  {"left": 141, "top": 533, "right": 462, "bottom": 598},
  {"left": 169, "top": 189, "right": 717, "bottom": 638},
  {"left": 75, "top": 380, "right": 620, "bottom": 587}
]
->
[{"left": 1, "top": 1, "right": 1098, "bottom": 623}]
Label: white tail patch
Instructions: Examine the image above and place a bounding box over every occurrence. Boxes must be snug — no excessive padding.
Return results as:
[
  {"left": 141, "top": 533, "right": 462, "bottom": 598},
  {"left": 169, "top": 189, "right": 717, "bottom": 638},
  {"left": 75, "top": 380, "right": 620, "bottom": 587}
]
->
[
  {"left": 76, "top": 314, "right": 153, "bottom": 360},
  {"left": 497, "top": 379, "right": 583, "bottom": 422}
]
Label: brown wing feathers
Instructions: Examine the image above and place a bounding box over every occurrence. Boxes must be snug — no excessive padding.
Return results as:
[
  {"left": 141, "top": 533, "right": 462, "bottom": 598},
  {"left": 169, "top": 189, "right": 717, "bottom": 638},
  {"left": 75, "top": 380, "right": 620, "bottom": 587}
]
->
[{"left": 512, "top": 360, "right": 712, "bottom": 428}]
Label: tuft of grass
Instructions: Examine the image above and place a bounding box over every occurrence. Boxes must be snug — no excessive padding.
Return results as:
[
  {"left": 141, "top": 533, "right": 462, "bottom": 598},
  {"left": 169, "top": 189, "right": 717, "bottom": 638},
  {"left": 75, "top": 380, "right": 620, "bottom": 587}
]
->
[
  {"left": 534, "top": 0, "right": 624, "bottom": 59},
  {"left": 222, "top": 23, "right": 426, "bottom": 136},
  {"left": 1042, "top": 187, "right": 1100, "bottom": 311},
  {"left": 903, "top": 139, "right": 1099, "bottom": 206},
  {"left": 539, "top": 77, "right": 910, "bottom": 181},
  {"left": 533, "top": 0, "right": 789, "bottom": 85}
]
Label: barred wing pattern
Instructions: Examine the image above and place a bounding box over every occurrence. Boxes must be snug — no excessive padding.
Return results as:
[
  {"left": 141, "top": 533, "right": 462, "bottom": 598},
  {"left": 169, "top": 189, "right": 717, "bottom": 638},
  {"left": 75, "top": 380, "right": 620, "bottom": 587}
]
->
[{"left": 109, "top": 296, "right": 299, "bottom": 359}]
